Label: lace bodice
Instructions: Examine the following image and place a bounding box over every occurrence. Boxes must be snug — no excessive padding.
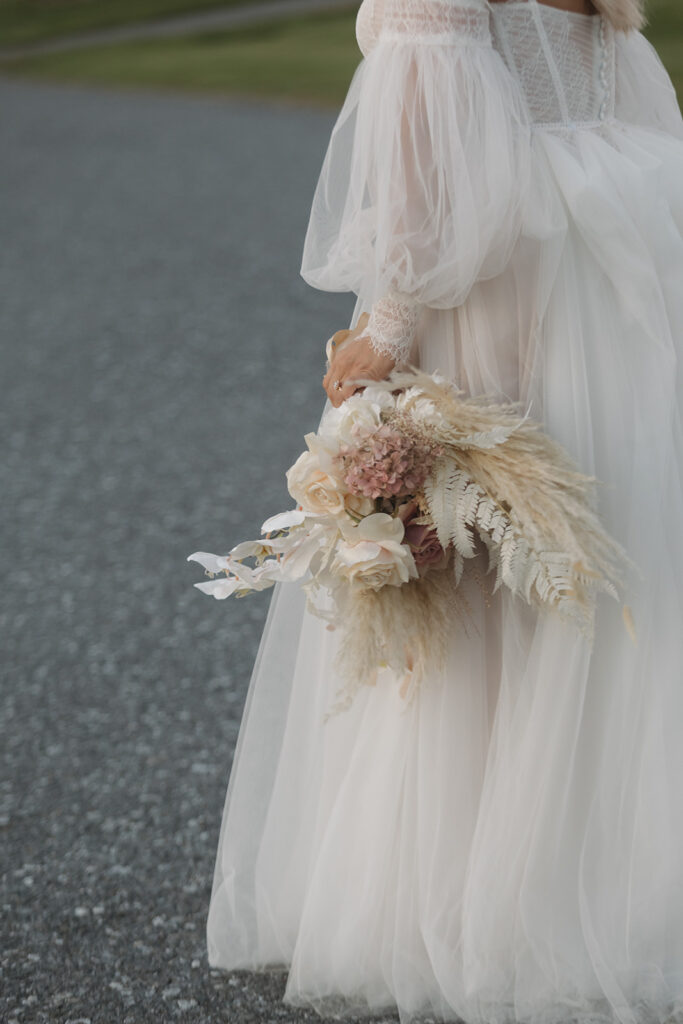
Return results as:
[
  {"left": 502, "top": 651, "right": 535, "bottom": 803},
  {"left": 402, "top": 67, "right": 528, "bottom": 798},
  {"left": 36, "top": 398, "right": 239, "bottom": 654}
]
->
[
  {"left": 488, "top": 2, "right": 614, "bottom": 128},
  {"left": 357, "top": 0, "right": 615, "bottom": 131}
]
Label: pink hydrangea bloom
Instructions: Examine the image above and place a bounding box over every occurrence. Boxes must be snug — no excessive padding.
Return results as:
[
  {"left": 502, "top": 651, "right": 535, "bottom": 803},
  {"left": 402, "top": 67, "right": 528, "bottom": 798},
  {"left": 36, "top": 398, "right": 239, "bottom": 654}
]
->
[{"left": 335, "top": 424, "right": 436, "bottom": 500}]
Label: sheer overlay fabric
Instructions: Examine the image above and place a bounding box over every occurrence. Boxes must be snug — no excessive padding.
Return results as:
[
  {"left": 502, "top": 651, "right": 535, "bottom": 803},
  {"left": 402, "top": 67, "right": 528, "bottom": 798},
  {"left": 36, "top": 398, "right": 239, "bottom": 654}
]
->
[{"left": 206, "top": 3, "right": 683, "bottom": 1022}]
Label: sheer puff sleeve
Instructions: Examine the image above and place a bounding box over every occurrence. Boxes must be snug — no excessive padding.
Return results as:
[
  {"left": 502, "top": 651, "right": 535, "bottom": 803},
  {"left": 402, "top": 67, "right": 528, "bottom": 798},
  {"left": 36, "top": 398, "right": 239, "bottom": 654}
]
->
[{"left": 299, "top": 0, "right": 532, "bottom": 365}]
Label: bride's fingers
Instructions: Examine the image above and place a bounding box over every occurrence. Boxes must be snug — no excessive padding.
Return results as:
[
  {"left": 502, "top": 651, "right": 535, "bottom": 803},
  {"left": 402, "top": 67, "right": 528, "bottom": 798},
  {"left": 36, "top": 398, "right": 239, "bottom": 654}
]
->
[
  {"left": 334, "top": 378, "right": 365, "bottom": 406},
  {"left": 322, "top": 367, "right": 342, "bottom": 403},
  {"left": 323, "top": 351, "right": 350, "bottom": 388},
  {"left": 331, "top": 380, "right": 350, "bottom": 406},
  {"left": 322, "top": 364, "right": 339, "bottom": 392},
  {"left": 329, "top": 328, "right": 351, "bottom": 353},
  {"left": 323, "top": 370, "right": 357, "bottom": 407}
]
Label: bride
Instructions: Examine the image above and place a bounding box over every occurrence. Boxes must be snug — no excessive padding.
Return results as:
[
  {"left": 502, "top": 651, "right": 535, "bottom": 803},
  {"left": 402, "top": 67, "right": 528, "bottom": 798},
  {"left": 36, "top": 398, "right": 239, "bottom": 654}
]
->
[{"left": 202, "top": 0, "right": 683, "bottom": 1021}]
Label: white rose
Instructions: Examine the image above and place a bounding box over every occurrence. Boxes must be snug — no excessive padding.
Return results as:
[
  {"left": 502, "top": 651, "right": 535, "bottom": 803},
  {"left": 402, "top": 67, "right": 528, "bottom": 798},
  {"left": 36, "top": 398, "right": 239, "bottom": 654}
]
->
[
  {"left": 301, "top": 429, "right": 342, "bottom": 473},
  {"left": 359, "top": 386, "right": 397, "bottom": 411},
  {"left": 332, "top": 512, "right": 418, "bottom": 590},
  {"left": 286, "top": 450, "right": 346, "bottom": 517},
  {"left": 319, "top": 389, "right": 394, "bottom": 448}
]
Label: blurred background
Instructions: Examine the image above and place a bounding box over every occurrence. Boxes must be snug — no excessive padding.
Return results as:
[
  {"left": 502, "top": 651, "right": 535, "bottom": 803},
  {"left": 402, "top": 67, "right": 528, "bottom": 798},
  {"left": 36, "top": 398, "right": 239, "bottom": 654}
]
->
[{"left": 1, "top": 2, "right": 680, "bottom": 1022}]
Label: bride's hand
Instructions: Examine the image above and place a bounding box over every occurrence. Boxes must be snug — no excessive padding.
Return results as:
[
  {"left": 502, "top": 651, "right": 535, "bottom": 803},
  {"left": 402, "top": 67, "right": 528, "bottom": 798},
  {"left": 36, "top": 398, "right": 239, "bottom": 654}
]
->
[{"left": 322, "top": 313, "right": 397, "bottom": 408}]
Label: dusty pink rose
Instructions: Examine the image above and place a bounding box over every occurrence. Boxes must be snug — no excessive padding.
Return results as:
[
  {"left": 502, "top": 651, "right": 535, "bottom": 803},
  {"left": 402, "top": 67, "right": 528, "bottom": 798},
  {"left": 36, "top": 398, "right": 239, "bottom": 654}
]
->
[
  {"left": 403, "top": 522, "right": 448, "bottom": 570},
  {"left": 396, "top": 498, "right": 420, "bottom": 524},
  {"left": 396, "top": 499, "right": 449, "bottom": 570}
]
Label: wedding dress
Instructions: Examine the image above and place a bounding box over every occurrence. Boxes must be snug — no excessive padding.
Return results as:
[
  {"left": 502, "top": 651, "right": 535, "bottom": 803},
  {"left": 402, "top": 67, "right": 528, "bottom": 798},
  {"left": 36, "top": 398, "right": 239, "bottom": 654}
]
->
[{"left": 204, "top": 1, "right": 683, "bottom": 1021}]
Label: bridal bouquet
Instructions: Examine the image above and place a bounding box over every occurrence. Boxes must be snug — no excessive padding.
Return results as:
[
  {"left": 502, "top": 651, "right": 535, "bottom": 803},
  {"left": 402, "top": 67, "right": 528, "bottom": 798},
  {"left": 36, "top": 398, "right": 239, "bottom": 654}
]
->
[{"left": 189, "top": 368, "right": 636, "bottom": 715}]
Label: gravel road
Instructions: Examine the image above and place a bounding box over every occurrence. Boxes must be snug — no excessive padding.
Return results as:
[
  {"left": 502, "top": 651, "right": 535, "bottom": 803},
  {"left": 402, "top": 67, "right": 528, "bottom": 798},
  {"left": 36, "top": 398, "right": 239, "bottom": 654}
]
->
[{"left": 0, "top": 77, "right": 398, "bottom": 1024}]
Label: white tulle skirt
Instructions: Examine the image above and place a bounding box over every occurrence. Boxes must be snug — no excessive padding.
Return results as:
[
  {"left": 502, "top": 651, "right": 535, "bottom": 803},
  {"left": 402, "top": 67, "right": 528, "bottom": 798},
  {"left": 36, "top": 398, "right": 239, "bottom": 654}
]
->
[{"left": 205, "top": 120, "right": 683, "bottom": 1024}]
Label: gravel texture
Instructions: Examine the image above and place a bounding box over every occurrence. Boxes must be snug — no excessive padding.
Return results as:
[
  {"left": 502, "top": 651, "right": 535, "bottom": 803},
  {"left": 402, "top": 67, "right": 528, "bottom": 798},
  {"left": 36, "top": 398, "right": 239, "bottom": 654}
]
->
[{"left": 0, "top": 77, "right": 399, "bottom": 1024}]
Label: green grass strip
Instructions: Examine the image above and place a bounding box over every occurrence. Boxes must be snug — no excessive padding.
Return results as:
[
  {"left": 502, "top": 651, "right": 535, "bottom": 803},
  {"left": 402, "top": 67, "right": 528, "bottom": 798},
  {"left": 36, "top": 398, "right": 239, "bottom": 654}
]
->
[
  {"left": 0, "top": 6, "right": 363, "bottom": 108},
  {"left": 0, "top": 0, "right": 263, "bottom": 49}
]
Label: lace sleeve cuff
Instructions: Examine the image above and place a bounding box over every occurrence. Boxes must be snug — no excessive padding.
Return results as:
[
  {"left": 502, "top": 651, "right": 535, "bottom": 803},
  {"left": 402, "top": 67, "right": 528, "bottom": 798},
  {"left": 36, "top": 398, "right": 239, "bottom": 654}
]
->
[{"left": 356, "top": 289, "right": 422, "bottom": 367}]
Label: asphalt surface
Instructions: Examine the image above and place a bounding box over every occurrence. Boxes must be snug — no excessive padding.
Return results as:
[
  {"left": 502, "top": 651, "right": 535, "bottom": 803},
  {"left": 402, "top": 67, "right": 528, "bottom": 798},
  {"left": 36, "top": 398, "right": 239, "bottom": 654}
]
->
[{"left": 0, "top": 77, "right": 399, "bottom": 1024}]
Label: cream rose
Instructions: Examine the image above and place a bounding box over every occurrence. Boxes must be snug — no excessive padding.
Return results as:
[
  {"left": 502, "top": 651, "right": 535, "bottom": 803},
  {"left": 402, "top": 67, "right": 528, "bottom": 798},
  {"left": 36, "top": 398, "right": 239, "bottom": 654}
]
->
[
  {"left": 332, "top": 512, "right": 418, "bottom": 590},
  {"left": 343, "top": 492, "right": 376, "bottom": 518},
  {"left": 286, "top": 451, "right": 346, "bottom": 517}
]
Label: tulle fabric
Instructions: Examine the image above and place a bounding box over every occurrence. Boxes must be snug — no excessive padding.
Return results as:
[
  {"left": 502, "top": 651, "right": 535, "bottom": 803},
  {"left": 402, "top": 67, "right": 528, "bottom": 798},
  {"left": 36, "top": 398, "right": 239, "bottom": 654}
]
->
[
  {"left": 613, "top": 28, "right": 683, "bottom": 136},
  {"left": 299, "top": 1, "right": 531, "bottom": 310},
  {"left": 206, "top": 4, "right": 683, "bottom": 1023}
]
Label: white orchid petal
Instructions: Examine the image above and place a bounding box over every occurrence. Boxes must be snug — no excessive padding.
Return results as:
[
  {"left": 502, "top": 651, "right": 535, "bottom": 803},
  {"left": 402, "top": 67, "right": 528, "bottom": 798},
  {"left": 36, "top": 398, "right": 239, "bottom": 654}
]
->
[
  {"left": 261, "top": 509, "right": 307, "bottom": 533},
  {"left": 335, "top": 540, "right": 382, "bottom": 565},
  {"left": 245, "top": 564, "right": 283, "bottom": 589},
  {"left": 187, "top": 551, "right": 232, "bottom": 573},
  {"left": 228, "top": 539, "right": 276, "bottom": 559},
  {"left": 356, "top": 513, "right": 405, "bottom": 544},
  {"left": 279, "top": 534, "right": 326, "bottom": 579},
  {"left": 194, "top": 578, "right": 244, "bottom": 599}
]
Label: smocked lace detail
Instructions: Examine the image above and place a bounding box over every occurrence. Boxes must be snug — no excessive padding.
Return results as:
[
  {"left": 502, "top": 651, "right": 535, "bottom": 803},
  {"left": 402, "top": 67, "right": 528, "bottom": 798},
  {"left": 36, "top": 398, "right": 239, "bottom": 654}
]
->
[
  {"left": 382, "top": 0, "right": 491, "bottom": 44},
  {"left": 357, "top": 0, "right": 491, "bottom": 55},
  {"left": 356, "top": 290, "right": 422, "bottom": 366}
]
